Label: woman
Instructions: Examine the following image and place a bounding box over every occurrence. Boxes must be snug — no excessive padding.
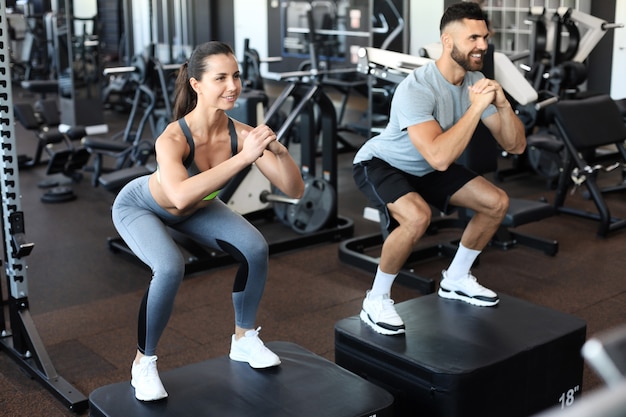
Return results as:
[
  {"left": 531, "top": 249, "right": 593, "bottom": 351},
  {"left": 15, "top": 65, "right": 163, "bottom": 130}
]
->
[{"left": 112, "top": 41, "right": 305, "bottom": 402}]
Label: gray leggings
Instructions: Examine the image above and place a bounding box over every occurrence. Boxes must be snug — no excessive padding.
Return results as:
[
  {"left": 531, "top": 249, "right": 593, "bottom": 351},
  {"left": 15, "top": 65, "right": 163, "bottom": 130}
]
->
[{"left": 112, "top": 176, "right": 268, "bottom": 356}]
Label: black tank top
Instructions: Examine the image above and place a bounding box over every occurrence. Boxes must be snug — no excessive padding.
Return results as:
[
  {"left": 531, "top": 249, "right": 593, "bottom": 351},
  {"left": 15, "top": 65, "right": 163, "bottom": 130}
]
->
[{"left": 177, "top": 117, "right": 239, "bottom": 176}]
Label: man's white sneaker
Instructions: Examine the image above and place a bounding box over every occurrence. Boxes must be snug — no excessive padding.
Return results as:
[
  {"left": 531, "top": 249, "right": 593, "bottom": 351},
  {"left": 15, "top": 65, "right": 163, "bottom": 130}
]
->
[
  {"left": 360, "top": 291, "right": 405, "bottom": 335},
  {"left": 229, "top": 327, "right": 281, "bottom": 369},
  {"left": 131, "top": 355, "right": 168, "bottom": 401},
  {"left": 438, "top": 270, "right": 499, "bottom": 307}
]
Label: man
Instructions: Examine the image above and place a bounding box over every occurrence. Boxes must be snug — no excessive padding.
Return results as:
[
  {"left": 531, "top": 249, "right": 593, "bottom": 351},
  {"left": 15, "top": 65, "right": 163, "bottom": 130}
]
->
[
  {"left": 468, "top": 0, "right": 496, "bottom": 38},
  {"left": 352, "top": 2, "right": 526, "bottom": 335}
]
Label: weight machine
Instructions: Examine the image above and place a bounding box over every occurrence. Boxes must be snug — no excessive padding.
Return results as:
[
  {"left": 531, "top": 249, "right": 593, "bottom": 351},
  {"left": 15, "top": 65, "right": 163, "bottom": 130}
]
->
[
  {"left": 221, "top": 64, "right": 354, "bottom": 229},
  {"left": 121, "top": 0, "right": 197, "bottom": 66},
  {"left": 0, "top": 3, "right": 88, "bottom": 411},
  {"left": 219, "top": 9, "right": 355, "bottom": 235},
  {"left": 48, "top": 0, "right": 105, "bottom": 132},
  {"left": 7, "top": 8, "right": 55, "bottom": 81},
  {"left": 522, "top": 7, "right": 623, "bottom": 103},
  {"left": 548, "top": 94, "right": 626, "bottom": 238},
  {"left": 277, "top": 0, "right": 407, "bottom": 140},
  {"left": 85, "top": 55, "right": 180, "bottom": 191},
  {"left": 13, "top": 98, "right": 91, "bottom": 203},
  {"left": 511, "top": 9, "right": 624, "bottom": 186}
]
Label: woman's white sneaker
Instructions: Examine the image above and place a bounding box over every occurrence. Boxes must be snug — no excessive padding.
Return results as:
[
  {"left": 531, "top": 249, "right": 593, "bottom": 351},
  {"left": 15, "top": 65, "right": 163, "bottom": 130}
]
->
[
  {"left": 131, "top": 355, "right": 168, "bottom": 401},
  {"left": 229, "top": 327, "right": 281, "bottom": 369}
]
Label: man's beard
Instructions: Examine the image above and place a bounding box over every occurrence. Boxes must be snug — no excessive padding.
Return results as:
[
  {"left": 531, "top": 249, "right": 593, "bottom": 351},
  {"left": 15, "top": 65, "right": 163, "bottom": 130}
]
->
[{"left": 451, "top": 44, "right": 483, "bottom": 72}]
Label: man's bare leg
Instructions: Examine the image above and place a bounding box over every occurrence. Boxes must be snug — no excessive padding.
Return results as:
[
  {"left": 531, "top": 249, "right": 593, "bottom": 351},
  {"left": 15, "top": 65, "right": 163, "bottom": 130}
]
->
[
  {"left": 439, "top": 177, "right": 509, "bottom": 306},
  {"left": 361, "top": 193, "right": 431, "bottom": 335}
]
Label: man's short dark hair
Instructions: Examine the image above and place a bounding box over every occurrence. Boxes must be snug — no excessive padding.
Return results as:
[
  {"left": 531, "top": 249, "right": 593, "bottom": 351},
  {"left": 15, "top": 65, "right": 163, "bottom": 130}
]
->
[{"left": 440, "top": 2, "right": 486, "bottom": 33}]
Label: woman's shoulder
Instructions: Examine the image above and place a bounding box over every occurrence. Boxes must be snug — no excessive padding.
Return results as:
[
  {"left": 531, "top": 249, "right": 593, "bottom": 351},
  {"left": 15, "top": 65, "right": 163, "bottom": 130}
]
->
[
  {"left": 160, "top": 119, "right": 185, "bottom": 137},
  {"left": 229, "top": 117, "right": 253, "bottom": 135},
  {"left": 155, "top": 120, "right": 187, "bottom": 148}
]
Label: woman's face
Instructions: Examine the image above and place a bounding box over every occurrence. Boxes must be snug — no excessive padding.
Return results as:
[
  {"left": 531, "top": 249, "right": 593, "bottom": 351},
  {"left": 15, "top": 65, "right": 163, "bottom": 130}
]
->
[{"left": 191, "top": 53, "right": 242, "bottom": 111}]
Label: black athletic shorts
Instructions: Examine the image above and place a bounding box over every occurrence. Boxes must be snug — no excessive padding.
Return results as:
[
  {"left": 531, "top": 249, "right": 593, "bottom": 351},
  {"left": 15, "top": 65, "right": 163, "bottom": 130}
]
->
[{"left": 353, "top": 158, "right": 478, "bottom": 232}]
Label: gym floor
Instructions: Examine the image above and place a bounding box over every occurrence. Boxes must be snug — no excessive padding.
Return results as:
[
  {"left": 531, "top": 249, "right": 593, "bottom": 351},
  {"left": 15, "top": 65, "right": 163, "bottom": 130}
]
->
[{"left": 2, "top": 81, "right": 625, "bottom": 416}]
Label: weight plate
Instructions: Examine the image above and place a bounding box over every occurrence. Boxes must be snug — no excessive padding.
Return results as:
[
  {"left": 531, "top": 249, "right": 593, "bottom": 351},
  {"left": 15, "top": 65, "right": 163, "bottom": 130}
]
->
[{"left": 287, "top": 178, "right": 336, "bottom": 234}]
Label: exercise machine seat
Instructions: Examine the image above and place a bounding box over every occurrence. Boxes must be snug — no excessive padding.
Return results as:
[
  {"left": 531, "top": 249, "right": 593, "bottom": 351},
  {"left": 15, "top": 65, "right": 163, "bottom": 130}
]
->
[
  {"left": 20, "top": 79, "right": 59, "bottom": 98},
  {"left": 82, "top": 137, "right": 132, "bottom": 153},
  {"left": 13, "top": 101, "right": 86, "bottom": 169},
  {"left": 97, "top": 164, "right": 155, "bottom": 193},
  {"left": 14, "top": 102, "right": 65, "bottom": 144},
  {"left": 504, "top": 198, "right": 555, "bottom": 227},
  {"left": 549, "top": 94, "right": 626, "bottom": 237}
]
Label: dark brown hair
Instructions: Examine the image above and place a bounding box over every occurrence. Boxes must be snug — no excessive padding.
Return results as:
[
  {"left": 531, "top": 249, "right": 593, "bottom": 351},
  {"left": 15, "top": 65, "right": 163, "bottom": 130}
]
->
[
  {"left": 440, "top": 2, "right": 486, "bottom": 34},
  {"left": 172, "top": 41, "right": 236, "bottom": 120}
]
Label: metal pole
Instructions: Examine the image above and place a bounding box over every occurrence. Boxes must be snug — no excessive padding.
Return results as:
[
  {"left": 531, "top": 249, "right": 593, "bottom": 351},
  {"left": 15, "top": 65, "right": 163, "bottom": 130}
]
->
[{"left": 0, "top": 1, "right": 88, "bottom": 411}]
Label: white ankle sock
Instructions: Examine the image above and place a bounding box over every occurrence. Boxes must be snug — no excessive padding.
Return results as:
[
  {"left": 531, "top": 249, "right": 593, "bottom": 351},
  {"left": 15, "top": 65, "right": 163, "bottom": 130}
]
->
[
  {"left": 446, "top": 243, "right": 480, "bottom": 281},
  {"left": 369, "top": 266, "right": 397, "bottom": 297}
]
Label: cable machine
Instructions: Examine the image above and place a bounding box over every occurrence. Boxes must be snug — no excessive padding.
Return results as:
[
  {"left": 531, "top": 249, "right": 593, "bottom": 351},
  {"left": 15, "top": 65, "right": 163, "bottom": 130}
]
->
[
  {"left": 121, "top": 0, "right": 199, "bottom": 65},
  {"left": 0, "top": 2, "right": 88, "bottom": 412},
  {"left": 52, "top": 0, "right": 105, "bottom": 131}
]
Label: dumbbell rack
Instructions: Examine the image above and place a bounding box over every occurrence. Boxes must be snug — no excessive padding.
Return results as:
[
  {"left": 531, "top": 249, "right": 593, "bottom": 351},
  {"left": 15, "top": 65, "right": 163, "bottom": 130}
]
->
[{"left": 0, "top": 4, "right": 88, "bottom": 412}]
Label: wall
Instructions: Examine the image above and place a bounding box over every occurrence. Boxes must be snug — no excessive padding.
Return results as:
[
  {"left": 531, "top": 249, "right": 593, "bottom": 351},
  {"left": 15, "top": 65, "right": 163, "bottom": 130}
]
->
[
  {"left": 210, "top": 0, "right": 234, "bottom": 46},
  {"left": 409, "top": 0, "right": 444, "bottom": 55},
  {"left": 611, "top": 0, "right": 625, "bottom": 98},
  {"left": 587, "top": 0, "right": 616, "bottom": 95},
  {"left": 233, "top": 0, "right": 269, "bottom": 65}
]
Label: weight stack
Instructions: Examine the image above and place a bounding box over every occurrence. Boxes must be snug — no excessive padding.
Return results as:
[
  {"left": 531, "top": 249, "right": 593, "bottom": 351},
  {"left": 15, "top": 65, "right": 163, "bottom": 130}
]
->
[{"left": 335, "top": 293, "right": 586, "bottom": 417}]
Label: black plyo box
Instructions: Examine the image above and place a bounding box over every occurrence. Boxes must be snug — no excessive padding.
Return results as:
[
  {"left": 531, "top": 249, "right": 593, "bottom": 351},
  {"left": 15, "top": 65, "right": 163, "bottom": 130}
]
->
[
  {"left": 335, "top": 294, "right": 586, "bottom": 417},
  {"left": 89, "top": 341, "right": 393, "bottom": 417}
]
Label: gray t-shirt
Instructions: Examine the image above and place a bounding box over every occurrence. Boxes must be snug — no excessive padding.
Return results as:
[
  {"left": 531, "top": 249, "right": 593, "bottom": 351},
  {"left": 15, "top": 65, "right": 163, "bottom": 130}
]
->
[{"left": 354, "top": 61, "right": 497, "bottom": 176}]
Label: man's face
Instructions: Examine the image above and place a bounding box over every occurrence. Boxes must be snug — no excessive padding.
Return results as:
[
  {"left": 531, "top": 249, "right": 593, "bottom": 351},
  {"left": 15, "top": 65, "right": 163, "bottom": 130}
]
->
[
  {"left": 451, "top": 43, "right": 483, "bottom": 71},
  {"left": 447, "top": 18, "right": 489, "bottom": 71}
]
